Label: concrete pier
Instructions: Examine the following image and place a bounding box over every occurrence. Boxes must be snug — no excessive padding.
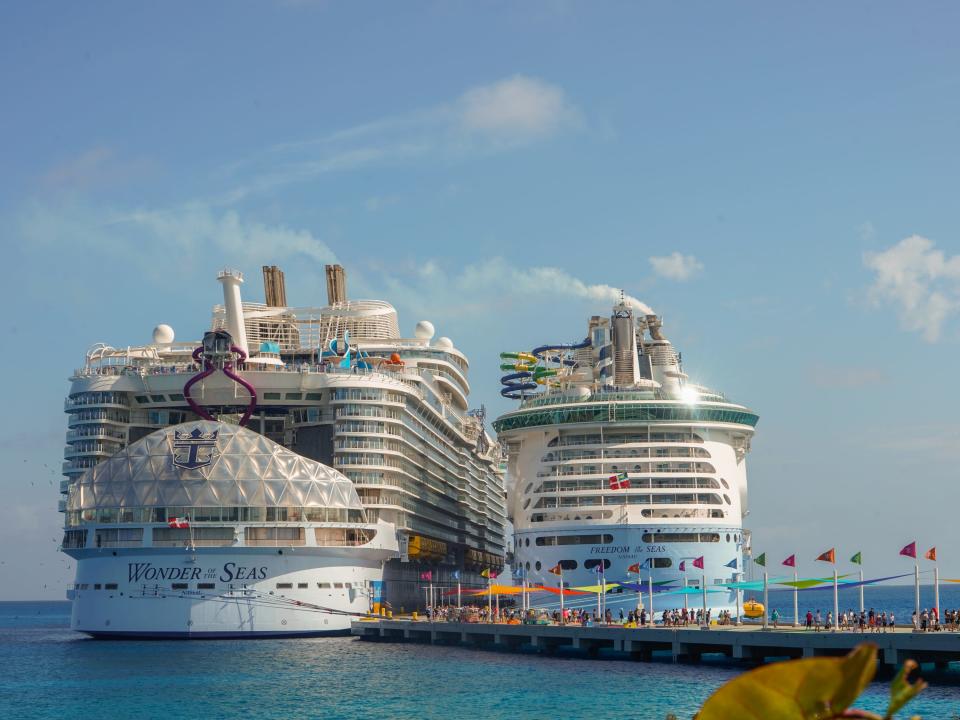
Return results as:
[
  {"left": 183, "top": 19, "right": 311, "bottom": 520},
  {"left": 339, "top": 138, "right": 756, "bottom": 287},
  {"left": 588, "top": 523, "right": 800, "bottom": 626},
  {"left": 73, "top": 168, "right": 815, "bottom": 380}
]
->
[{"left": 352, "top": 620, "right": 960, "bottom": 669}]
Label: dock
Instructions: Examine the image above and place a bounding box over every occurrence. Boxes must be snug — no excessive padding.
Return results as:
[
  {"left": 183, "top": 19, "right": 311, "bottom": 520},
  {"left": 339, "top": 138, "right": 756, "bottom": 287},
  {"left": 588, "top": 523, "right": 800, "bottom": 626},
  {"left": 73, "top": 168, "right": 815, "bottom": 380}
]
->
[{"left": 351, "top": 619, "right": 960, "bottom": 669}]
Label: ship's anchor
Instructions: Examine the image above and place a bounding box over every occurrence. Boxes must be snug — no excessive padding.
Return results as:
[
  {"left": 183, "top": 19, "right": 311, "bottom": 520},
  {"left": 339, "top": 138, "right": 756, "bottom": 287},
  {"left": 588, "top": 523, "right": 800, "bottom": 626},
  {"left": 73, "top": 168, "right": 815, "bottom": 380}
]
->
[{"left": 183, "top": 330, "right": 257, "bottom": 426}]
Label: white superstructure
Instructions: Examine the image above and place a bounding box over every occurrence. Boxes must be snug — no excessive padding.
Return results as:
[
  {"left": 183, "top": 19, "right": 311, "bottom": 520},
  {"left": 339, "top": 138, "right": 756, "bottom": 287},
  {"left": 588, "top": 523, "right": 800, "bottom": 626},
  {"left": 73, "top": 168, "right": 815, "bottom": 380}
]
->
[
  {"left": 494, "top": 301, "right": 758, "bottom": 612},
  {"left": 61, "top": 265, "right": 506, "bottom": 612},
  {"left": 63, "top": 421, "right": 397, "bottom": 637}
]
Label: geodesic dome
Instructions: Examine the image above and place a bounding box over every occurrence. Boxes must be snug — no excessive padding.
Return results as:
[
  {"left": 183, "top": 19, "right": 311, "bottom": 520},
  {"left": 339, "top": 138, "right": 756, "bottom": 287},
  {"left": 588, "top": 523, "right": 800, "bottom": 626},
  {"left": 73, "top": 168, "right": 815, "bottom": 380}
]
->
[{"left": 68, "top": 421, "right": 362, "bottom": 511}]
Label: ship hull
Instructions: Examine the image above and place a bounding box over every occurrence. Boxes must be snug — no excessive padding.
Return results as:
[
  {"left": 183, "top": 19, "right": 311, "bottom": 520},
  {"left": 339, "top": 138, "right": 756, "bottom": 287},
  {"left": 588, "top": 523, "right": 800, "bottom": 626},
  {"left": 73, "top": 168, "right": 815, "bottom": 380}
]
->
[{"left": 66, "top": 547, "right": 389, "bottom": 638}]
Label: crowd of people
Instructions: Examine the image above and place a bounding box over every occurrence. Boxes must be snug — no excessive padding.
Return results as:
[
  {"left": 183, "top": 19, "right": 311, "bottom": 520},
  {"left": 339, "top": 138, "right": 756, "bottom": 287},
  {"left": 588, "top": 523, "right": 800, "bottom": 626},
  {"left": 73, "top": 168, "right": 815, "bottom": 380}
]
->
[
  {"left": 802, "top": 608, "right": 897, "bottom": 631},
  {"left": 420, "top": 603, "right": 733, "bottom": 626}
]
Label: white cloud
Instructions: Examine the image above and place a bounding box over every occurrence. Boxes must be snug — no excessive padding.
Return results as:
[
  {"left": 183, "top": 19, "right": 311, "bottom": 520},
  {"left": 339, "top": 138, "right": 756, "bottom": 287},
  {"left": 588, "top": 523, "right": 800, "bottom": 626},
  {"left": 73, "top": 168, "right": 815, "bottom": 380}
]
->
[
  {"left": 18, "top": 201, "right": 337, "bottom": 279},
  {"left": 374, "top": 257, "right": 653, "bottom": 322},
  {"left": 863, "top": 235, "right": 960, "bottom": 342},
  {"left": 457, "top": 75, "right": 579, "bottom": 141},
  {"left": 217, "top": 75, "right": 580, "bottom": 202},
  {"left": 649, "top": 252, "right": 703, "bottom": 281}
]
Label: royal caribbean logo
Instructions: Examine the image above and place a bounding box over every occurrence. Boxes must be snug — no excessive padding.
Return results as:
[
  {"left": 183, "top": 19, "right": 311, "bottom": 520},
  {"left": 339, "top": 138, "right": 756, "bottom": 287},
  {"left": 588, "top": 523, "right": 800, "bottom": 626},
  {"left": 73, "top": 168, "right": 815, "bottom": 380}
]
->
[{"left": 172, "top": 427, "right": 219, "bottom": 470}]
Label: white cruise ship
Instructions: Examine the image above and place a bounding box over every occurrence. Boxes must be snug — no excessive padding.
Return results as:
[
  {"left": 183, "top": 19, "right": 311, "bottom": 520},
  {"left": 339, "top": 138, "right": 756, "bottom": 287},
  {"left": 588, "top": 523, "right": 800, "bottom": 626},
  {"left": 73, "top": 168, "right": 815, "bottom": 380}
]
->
[
  {"left": 494, "top": 301, "right": 758, "bottom": 612},
  {"left": 63, "top": 420, "right": 397, "bottom": 637},
  {"left": 61, "top": 265, "right": 506, "bottom": 614}
]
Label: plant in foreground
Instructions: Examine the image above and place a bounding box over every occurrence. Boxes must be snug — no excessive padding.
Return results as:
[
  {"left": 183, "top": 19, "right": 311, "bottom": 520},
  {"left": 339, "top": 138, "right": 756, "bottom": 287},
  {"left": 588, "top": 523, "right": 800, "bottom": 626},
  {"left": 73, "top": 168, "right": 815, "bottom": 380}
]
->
[{"left": 690, "top": 643, "right": 926, "bottom": 719}]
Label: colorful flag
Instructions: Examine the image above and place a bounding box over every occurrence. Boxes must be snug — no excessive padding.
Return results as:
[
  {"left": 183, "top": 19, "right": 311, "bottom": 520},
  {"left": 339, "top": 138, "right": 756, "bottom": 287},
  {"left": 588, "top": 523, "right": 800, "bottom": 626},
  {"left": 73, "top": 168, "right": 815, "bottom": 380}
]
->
[
  {"left": 692, "top": 556, "right": 705, "bottom": 570},
  {"left": 782, "top": 554, "right": 796, "bottom": 568},
  {"left": 419, "top": 570, "right": 432, "bottom": 581},
  {"left": 627, "top": 562, "right": 641, "bottom": 574},
  {"left": 925, "top": 547, "right": 937, "bottom": 562},
  {"left": 725, "top": 558, "right": 738, "bottom": 569},
  {"left": 452, "top": 570, "right": 460, "bottom": 580},
  {"left": 900, "top": 542, "right": 917, "bottom": 559},
  {"left": 548, "top": 564, "right": 562, "bottom": 576},
  {"left": 816, "top": 548, "right": 836, "bottom": 564},
  {"left": 850, "top": 552, "right": 862, "bottom": 565},
  {"left": 167, "top": 517, "right": 189, "bottom": 529},
  {"left": 754, "top": 553, "right": 766, "bottom": 567},
  {"left": 608, "top": 472, "right": 630, "bottom": 490},
  {"left": 480, "top": 568, "right": 498, "bottom": 579},
  {"left": 640, "top": 558, "right": 652, "bottom": 570},
  {"left": 679, "top": 560, "right": 686, "bottom": 572},
  {"left": 594, "top": 563, "right": 605, "bottom": 575}
]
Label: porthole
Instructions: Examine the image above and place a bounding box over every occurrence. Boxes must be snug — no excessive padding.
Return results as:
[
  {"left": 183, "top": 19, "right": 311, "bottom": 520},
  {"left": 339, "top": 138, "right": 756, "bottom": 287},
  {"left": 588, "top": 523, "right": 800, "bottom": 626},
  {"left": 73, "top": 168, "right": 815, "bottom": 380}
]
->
[
  {"left": 723, "top": 494, "right": 731, "bottom": 505},
  {"left": 559, "top": 559, "right": 578, "bottom": 570},
  {"left": 525, "top": 562, "right": 530, "bottom": 571},
  {"left": 726, "top": 533, "right": 731, "bottom": 542},
  {"left": 535, "top": 561, "right": 542, "bottom": 571},
  {"left": 525, "top": 537, "right": 530, "bottom": 547},
  {"left": 524, "top": 483, "right": 533, "bottom": 494},
  {"left": 720, "top": 478, "right": 729, "bottom": 489}
]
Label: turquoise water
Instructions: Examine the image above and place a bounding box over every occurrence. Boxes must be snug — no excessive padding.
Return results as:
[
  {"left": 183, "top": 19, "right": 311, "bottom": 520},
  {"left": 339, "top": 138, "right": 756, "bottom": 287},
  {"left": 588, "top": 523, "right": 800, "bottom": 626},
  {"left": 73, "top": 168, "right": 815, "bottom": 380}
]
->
[{"left": 2, "top": 600, "right": 960, "bottom": 719}]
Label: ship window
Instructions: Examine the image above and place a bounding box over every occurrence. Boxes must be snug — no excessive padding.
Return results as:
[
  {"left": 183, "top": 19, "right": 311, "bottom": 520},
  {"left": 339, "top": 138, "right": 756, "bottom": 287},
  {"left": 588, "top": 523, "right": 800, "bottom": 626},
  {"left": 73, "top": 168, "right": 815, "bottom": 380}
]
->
[
  {"left": 297, "top": 583, "right": 308, "bottom": 589},
  {"left": 318, "top": 583, "right": 331, "bottom": 589},
  {"left": 246, "top": 527, "right": 305, "bottom": 546},
  {"left": 150, "top": 395, "right": 165, "bottom": 402},
  {"left": 723, "top": 495, "right": 731, "bottom": 504},
  {"left": 726, "top": 534, "right": 731, "bottom": 542},
  {"left": 198, "top": 583, "right": 215, "bottom": 590},
  {"left": 652, "top": 558, "right": 672, "bottom": 568},
  {"left": 264, "top": 392, "right": 281, "bottom": 400},
  {"left": 276, "top": 583, "right": 293, "bottom": 589},
  {"left": 306, "top": 392, "right": 323, "bottom": 401},
  {"left": 135, "top": 395, "right": 149, "bottom": 404},
  {"left": 62, "top": 530, "right": 87, "bottom": 549},
  {"left": 105, "top": 583, "right": 118, "bottom": 590},
  {"left": 558, "top": 560, "right": 578, "bottom": 570},
  {"left": 334, "top": 583, "right": 344, "bottom": 589},
  {"left": 720, "top": 478, "right": 729, "bottom": 489},
  {"left": 583, "top": 559, "right": 611, "bottom": 571},
  {"left": 524, "top": 538, "right": 530, "bottom": 547},
  {"left": 525, "top": 562, "right": 530, "bottom": 571},
  {"left": 172, "top": 583, "right": 188, "bottom": 590},
  {"left": 641, "top": 533, "right": 720, "bottom": 543},
  {"left": 169, "top": 393, "right": 185, "bottom": 401},
  {"left": 286, "top": 393, "right": 303, "bottom": 400},
  {"left": 94, "top": 584, "right": 102, "bottom": 590},
  {"left": 535, "top": 562, "right": 542, "bottom": 571}
]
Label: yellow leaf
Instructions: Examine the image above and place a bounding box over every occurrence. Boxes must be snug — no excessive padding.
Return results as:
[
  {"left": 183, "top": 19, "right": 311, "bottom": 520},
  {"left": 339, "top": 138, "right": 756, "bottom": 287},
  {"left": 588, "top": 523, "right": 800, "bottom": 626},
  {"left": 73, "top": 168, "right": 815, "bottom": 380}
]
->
[{"left": 696, "top": 644, "right": 878, "bottom": 720}]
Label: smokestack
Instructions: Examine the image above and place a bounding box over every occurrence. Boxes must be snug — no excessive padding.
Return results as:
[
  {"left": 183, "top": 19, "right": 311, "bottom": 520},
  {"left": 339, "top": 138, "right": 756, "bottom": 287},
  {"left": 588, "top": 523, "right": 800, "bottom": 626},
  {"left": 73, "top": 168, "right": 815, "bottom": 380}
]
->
[
  {"left": 325, "top": 264, "right": 347, "bottom": 305},
  {"left": 262, "top": 265, "right": 287, "bottom": 307},
  {"left": 217, "top": 269, "right": 250, "bottom": 358}
]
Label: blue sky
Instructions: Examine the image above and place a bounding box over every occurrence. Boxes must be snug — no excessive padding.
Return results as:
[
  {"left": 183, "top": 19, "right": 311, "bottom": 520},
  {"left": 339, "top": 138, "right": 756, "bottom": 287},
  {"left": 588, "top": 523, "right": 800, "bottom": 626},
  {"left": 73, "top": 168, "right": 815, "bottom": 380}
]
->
[{"left": 2, "top": 2, "right": 959, "bottom": 599}]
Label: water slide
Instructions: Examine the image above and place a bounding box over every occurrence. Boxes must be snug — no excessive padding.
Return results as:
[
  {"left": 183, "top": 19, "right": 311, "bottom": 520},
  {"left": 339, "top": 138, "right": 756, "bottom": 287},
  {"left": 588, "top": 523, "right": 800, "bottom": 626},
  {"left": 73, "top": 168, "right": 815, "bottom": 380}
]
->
[{"left": 499, "top": 338, "right": 591, "bottom": 399}]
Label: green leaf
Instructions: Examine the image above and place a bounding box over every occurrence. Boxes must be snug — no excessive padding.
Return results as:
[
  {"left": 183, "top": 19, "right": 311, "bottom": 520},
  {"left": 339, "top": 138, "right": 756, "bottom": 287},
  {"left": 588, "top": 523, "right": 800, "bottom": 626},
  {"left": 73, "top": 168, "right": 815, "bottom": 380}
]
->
[
  {"left": 696, "top": 644, "right": 878, "bottom": 720},
  {"left": 885, "top": 659, "right": 927, "bottom": 719}
]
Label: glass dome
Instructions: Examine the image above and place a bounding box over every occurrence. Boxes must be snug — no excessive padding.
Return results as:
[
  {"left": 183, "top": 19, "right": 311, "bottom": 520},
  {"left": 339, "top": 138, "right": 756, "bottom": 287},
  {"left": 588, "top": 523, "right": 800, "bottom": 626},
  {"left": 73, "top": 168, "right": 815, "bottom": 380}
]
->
[{"left": 68, "top": 421, "right": 363, "bottom": 512}]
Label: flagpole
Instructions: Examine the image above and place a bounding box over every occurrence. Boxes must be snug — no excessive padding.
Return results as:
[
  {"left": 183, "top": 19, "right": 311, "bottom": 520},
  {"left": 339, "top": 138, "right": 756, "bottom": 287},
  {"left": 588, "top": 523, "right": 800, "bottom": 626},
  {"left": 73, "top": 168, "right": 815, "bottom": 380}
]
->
[
  {"left": 762, "top": 571, "right": 768, "bottom": 629},
  {"left": 701, "top": 573, "right": 707, "bottom": 626},
  {"left": 457, "top": 580, "right": 461, "bottom": 610},
  {"left": 559, "top": 568, "right": 564, "bottom": 621},
  {"left": 934, "top": 566, "right": 940, "bottom": 620},
  {"left": 793, "top": 569, "right": 799, "bottom": 627},
  {"left": 683, "top": 574, "right": 688, "bottom": 611},
  {"left": 487, "top": 576, "right": 492, "bottom": 622},
  {"left": 735, "top": 575, "right": 742, "bottom": 626},
  {"left": 648, "top": 574, "right": 654, "bottom": 626},
  {"left": 832, "top": 568, "right": 839, "bottom": 633},
  {"left": 858, "top": 567, "right": 864, "bottom": 614},
  {"left": 914, "top": 563, "right": 920, "bottom": 626}
]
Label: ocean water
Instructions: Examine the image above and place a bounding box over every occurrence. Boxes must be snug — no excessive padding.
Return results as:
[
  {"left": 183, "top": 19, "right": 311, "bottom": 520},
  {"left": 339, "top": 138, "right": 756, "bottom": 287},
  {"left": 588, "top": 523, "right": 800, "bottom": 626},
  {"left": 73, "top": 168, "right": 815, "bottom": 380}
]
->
[{"left": 3, "top": 595, "right": 960, "bottom": 720}]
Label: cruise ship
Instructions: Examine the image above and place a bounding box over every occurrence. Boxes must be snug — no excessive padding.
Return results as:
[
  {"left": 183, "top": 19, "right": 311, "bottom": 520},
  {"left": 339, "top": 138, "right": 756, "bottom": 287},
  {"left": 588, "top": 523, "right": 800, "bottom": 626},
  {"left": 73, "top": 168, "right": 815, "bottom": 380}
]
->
[
  {"left": 61, "top": 265, "right": 506, "bottom": 614},
  {"left": 493, "top": 300, "right": 758, "bottom": 612},
  {"left": 63, "top": 419, "right": 398, "bottom": 637}
]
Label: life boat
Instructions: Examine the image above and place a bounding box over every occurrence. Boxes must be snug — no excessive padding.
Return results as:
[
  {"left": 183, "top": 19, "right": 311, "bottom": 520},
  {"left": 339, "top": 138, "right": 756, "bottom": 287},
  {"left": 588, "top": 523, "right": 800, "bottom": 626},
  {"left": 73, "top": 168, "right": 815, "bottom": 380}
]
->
[
  {"left": 382, "top": 352, "right": 405, "bottom": 370},
  {"left": 743, "top": 599, "right": 765, "bottom": 619}
]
